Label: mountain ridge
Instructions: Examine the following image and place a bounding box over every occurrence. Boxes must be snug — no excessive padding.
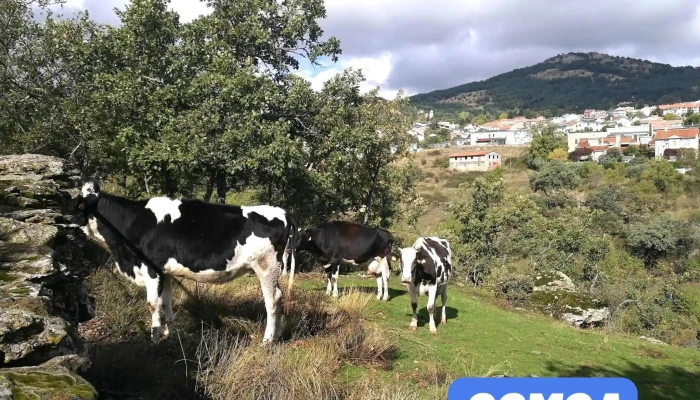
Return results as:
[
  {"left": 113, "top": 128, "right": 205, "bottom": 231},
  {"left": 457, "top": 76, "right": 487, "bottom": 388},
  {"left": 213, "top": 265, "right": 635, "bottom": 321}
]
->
[{"left": 409, "top": 52, "right": 700, "bottom": 114}]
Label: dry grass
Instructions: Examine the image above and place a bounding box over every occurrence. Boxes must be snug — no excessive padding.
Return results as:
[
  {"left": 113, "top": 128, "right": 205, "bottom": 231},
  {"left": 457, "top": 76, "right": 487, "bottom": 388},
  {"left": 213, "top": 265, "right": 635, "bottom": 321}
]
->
[{"left": 193, "top": 286, "right": 399, "bottom": 400}]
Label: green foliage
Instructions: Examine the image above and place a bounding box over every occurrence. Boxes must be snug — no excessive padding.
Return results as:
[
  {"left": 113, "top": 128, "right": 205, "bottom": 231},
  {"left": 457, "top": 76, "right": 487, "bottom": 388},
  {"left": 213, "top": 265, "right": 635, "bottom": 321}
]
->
[
  {"left": 627, "top": 215, "right": 684, "bottom": 266},
  {"left": 586, "top": 184, "right": 626, "bottom": 215},
  {"left": 0, "top": 0, "right": 417, "bottom": 227},
  {"left": 664, "top": 113, "right": 681, "bottom": 120},
  {"left": 640, "top": 160, "right": 683, "bottom": 193},
  {"left": 599, "top": 149, "right": 623, "bottom": 169},
  {"left": 528, "top": 161, "right": 581, "bottom": 196},
  {"left": 685, "top": 113, "right": 700, "bottom": 125},
  {"left": 520, "top": 123, "right": 567, "bottom": 169}
]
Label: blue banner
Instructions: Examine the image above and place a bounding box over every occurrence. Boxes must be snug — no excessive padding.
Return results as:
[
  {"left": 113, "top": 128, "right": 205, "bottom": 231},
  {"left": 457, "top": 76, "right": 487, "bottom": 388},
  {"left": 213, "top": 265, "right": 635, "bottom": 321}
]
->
[{"left": 448, "top": 377, "right": 638, "bottom": 400}]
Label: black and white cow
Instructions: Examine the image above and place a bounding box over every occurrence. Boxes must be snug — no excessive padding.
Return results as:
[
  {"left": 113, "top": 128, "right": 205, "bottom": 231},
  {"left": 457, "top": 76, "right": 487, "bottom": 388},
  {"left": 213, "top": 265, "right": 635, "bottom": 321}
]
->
[
  {"left": 297, "top": 221, "right": 394, "bottom": 301},
  {"left": 399, "top": 237, "right": 452, "bottom": 334},
  {"left": 77, "top": 180, "right": 298, "bottom": 344}
]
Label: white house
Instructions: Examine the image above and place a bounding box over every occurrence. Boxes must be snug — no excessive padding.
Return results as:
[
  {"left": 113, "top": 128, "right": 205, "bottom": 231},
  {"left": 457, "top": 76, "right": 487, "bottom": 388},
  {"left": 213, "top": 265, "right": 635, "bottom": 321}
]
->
[
  {"left": 611, "top": 107, "right": 634, "bottom": 118},
  {"left": 659, "top": 101, "right": 700, "bottom": 116},
  {"left": 653, "top": 128, "right": 700, "bottom": 158},
  {"left": 449, "top": 151, "right": 501, "bottom": 172},
  {"left": 606, "top": 125, "right": 652, "bottom": 143},
  {"left": 469, "top": 130, "right": 531, "bottom": 146},
  {"left": 640, "top": 106, "right": 657, "bottom": 117},
  {"left": 589, "top": 146, "right": 609, "bottom": 162},
  {"left": 576, "top": 118, "right": 605, "bottom": 131},
  {"left": 438, "top": 121, "right": 459, "bottom": 130},
  {"left": 613, "top": 116, "right": 633, "bottom": 127},
  {"left": 407, "top": 123, "right": 427, "bottom": 142}
]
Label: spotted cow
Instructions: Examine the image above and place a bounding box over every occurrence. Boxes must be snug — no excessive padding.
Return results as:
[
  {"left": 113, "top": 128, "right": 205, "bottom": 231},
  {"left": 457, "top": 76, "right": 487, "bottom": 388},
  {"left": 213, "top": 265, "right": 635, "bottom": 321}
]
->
[
  {"left": 399, "top": 237, "right": 452, "bottom": 334},
  {"left": 296, "top": 221, "right": 394, "bottom": 301},
  {"left": 76, "top": 180, "right": 297, "bottom": 344}
]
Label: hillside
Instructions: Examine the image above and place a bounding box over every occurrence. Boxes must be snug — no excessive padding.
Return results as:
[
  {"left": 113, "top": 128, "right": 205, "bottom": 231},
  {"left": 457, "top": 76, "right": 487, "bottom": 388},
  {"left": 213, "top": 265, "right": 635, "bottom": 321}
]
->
[{"left": 410, "top": 52, "right": 700, "bottom": 113}]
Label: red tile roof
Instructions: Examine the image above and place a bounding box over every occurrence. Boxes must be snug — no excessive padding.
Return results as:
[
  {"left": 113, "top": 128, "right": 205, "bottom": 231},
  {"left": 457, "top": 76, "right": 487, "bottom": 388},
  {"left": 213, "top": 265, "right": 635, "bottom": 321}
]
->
[
  {"left": 658, "top": 102, "right": 700, "bottom": 110},
  {"left": 449, "top": 151, "right": 497, "bottom": 158},
  {"left": 589, "top": 146, "right": 608, "bottom": 151},
  {"left": 654, "top": 128, "right": 699, "bottom": 140}
]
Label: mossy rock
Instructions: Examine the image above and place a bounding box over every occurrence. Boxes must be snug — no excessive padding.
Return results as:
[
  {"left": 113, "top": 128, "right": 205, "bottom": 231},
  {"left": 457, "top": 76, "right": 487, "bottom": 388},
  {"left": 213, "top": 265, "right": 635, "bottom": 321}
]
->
[
  {"left": 0, "top": 366, "right": 96, "bottom": 400},
  {"left": 528, "top": 290, "right": 603, "bottom": 315}
]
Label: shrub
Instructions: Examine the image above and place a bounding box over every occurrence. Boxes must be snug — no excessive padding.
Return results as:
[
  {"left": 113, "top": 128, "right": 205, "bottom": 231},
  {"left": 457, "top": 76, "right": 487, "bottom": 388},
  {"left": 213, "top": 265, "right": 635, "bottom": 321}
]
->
[
  {"left": 432, "top": 157, "right": 449, "bottom": 168},
  {"left": 421, "top": 158, "right": 427, "bottom": 165},
  {"left": 495, "top": 275, "right": 534, "bottom": 307}
]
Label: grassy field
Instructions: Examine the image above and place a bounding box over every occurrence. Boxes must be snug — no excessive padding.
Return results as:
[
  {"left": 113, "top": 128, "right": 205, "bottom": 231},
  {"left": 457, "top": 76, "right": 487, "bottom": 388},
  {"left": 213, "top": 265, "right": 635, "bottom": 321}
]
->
[
  {"left": 297, "top": 273, "right": 700, "bottom": 400},
  {"left": 81, "top": 267, "right": 700, "bottom": 400}
]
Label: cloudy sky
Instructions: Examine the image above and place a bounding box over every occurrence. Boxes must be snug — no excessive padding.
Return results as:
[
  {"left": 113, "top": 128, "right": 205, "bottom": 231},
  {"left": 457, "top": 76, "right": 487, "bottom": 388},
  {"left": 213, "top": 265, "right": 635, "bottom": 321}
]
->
[{"left": 57, "top": 0, "right": 700, "bottom": 98}]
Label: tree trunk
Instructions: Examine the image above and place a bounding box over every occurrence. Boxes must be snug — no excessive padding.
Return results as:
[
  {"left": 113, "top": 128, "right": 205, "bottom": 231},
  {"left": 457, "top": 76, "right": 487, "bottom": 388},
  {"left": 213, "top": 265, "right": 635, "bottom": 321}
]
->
[
  {"left": 215, "top": 169, "right": 227, "bottom": 204},
  {"left": 203, "top": 170, "right": 215, "bottom": 202},
  {"left": 163, "top": 168, "right": 176, "bottom": 197}
]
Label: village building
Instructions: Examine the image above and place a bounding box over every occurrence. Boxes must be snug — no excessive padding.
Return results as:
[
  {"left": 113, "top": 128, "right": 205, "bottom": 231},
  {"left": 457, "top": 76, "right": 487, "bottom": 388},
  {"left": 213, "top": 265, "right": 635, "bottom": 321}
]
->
[
  {"left": 448, "top": 151, "right": 501, "bottom": 172},
  {"left": 653, "top": 127, "right": 700, "bottom": 159}
]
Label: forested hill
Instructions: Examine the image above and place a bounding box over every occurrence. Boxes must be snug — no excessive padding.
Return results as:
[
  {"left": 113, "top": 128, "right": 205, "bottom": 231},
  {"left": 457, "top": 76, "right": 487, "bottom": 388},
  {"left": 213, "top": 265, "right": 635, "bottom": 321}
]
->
[{"left": 410, "top": 52, "right": 700, "bottom": 114}]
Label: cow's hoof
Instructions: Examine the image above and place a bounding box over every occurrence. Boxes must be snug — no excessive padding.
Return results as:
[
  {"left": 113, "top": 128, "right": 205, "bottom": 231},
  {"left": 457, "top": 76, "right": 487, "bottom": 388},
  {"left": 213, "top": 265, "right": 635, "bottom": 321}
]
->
[
  {"left": 150, "top": 329, "right": 161, "bottom": 344},
  {"left": 440, "top": 319, "right": 446, "bottom": 325},
  {"left": 382, "top": 297, "right": 389, "bottom": 302},
  {"left": 376, "top": 296, "right": 382, "bottom": 301},
  {"left": 409, "top": 325, "right": 417, "bottom": 331},
  {"left": 430, "top": 330, "right": 438, "bottom": 335}
]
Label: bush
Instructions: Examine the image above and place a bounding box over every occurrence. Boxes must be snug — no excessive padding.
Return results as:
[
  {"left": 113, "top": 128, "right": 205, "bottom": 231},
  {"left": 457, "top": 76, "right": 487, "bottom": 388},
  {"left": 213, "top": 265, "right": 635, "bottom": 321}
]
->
[
  {"left": 627, "top": 215, "right": 683, "bottom": 267},
  {"left": 496, "top": 275, "right": 534, "bottom": 307},
  {"left": 432, "top": 157, "right": 449, "bottom": 168},
  {"left": 421, "top": 158, "right": 427, "bottom": 165},
  {"left": 586, "top": 184, "right": 626, "bottom": 215},
  {"left": 529, "top": 161, "right": 581, "bottom": 195}
]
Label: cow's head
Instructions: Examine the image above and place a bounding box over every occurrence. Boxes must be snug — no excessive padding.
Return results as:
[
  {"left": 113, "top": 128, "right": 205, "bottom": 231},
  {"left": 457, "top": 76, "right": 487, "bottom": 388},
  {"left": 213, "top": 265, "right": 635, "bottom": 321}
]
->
[
  {"left": 295, "top": 227, "right": 313, "bottom": 250},
  {"left": 76, "top": 180, "right": 105, "bottom": 242},
  {"left": 399, "top": 247, "right": 418, "bottom": 284}
]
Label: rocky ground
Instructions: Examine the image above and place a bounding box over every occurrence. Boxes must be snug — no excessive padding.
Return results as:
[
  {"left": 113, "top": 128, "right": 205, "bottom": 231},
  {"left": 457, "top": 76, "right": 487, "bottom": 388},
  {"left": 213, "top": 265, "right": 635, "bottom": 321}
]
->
[{"left": 0, "top": 154, "right": 102, "bottom": 399}]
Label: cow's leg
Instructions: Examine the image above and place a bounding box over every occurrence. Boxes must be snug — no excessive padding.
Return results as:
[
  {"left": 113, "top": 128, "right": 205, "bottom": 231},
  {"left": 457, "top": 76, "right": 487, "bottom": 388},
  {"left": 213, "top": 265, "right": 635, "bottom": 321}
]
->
[
  {"left": 440, "top": 284, "right": 448, "bottom": 325},
  {"left": 281, "top": 248, "right": 289, "bottom": 276},
  {"left": 331, "top": 261, "right": 340, "bottom": 298},
  {"left": 375, "top": 271, "right": 383, "bottom": 301},
  {"left": 259, "top": 265, "right": 283, "bottom": 345},
  {"left": 324, "top": 263, "right": 332, "bottom": 295},
  {"left": 427, "top": 284, "right": 438, "bottom": 334},
  {"left": 161, "top": 275, "right": 174, "bottom": 337},
  {"left": 381, "top": 257, "right": 390, "bottom": 301},
  {"left": 408, "top": 284, "right": 418, "bottom": 331},
  {"left": 143, "top": 266, "right": 164, "bottom": 343}
]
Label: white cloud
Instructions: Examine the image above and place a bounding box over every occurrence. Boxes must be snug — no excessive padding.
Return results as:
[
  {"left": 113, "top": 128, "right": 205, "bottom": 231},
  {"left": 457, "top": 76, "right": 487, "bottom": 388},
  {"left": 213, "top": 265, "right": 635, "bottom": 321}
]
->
[
  {"left": 169, "top": 0, "right": 211, "bottom": 23},
  {"left": 296, "top": 53, "right": 404, "bottom": 99},
  {"left": 44, "top": 0, "right": 700, "bottom": 97}
]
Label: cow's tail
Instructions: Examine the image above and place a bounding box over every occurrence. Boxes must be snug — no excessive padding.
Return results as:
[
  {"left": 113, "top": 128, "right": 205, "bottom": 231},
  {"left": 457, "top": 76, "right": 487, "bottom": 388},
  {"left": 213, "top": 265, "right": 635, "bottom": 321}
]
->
[{"left": 283, "top": 214, "right": 298, "bottom": 315}]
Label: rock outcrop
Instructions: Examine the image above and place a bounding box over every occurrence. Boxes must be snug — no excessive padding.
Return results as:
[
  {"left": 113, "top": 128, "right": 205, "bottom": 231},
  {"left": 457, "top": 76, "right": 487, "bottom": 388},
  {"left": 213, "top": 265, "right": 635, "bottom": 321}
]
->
[
  {"left": 530, "top": 270, "right": 610, "bottom": 328},
  {"left": 0, "top": 154, "right": 98, "bottom": 398}
]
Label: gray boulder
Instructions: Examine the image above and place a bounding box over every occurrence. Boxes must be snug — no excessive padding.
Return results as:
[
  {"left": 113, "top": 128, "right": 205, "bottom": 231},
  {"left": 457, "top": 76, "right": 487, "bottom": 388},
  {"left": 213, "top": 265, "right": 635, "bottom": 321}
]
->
[{"left": 0, "top": 154, "right": 98, "bottom": 396}]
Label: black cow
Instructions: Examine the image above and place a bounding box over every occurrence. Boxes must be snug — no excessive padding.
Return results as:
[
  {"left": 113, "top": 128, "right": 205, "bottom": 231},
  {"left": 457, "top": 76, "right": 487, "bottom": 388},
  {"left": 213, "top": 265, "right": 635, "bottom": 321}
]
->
[
  {"left": 77, "top": 180, "right": 297, "bottom": 344},
  {"left": 399, "top": 237, "right": 452, "bottom": 334},
  {"left": 297, "top": 221, "right": 394, "bottom": 301}
]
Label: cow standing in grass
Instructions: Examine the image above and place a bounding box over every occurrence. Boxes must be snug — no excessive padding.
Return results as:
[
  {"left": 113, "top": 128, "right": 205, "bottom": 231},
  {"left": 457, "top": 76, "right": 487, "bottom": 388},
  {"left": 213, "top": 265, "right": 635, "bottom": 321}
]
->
[
  {"left": 296, "top": 221, "right": 394, "bottom": 301},
  {"left": 76, "top": 181, "right": 297, "bottom": 344},
  {"left": 400, "top": 237, "right": 452, "bottom": 334}
]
